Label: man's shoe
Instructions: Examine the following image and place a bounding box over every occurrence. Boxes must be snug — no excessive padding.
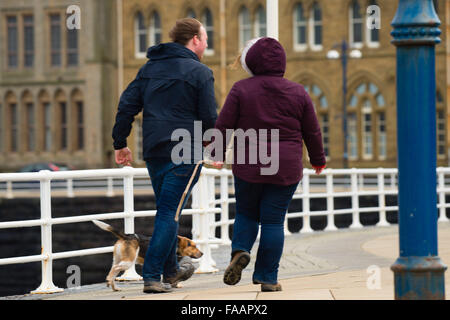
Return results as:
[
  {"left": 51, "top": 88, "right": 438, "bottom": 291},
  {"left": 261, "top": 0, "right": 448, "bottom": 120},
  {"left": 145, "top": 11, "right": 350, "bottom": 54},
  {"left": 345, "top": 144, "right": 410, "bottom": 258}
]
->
[
  {"left": 143, "top": 281, "right": 173, "bottom": 293},
  {"left": 163, "top": 261, "right": 195, "bottom": 287},
  {"left": 223, "top": 251, "right": 251, "bottom": 285},
  {"left": 261, "top": 283, "right": 282, "bottom": 292}
]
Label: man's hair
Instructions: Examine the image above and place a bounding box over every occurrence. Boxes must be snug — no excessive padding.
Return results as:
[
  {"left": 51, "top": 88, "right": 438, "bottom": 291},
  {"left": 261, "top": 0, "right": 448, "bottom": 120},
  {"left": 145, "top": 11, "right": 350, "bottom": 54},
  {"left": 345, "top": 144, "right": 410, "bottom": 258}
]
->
[{"left": 169, "top": 18, "right": 202, "bottom": 45}]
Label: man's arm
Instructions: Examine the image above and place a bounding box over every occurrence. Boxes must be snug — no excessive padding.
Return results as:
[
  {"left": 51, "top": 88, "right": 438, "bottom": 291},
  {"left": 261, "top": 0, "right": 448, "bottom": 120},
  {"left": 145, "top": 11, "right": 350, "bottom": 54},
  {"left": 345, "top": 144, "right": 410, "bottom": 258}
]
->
[
  {"left": 112, "top": 74, "right": 147, "bottom": 152},
  {"left": 197, "top": 69, "right": 218, "bottom": 132}
]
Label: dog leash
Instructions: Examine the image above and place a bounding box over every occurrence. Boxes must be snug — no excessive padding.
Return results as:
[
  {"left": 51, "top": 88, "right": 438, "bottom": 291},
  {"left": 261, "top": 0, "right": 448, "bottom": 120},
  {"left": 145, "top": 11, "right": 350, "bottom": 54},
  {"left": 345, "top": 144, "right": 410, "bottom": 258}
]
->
[{"left": 174, "top": 159, "right": 218, "bottom": 222}]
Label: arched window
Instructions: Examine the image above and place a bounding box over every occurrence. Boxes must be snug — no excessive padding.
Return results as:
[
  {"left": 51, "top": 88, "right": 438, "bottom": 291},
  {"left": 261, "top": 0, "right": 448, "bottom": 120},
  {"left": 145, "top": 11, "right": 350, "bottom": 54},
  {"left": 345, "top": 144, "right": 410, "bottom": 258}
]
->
[
  {"left": 186, "top": 8, "right": 196, "bottom": 18},
  {"left": 350, "top": 0, "right": 363, "bottom": 48},
  {"left": 134, "top": 117, "right": 144, "bottom": 162},
  {"left": 135, "top": 11, "right": 147, "bottom": 58},
  {"left": 437, "top": 89, "right": 446, "bottom": 159},
  {"left": 304, "top": 84, "right": 330, "bottom": 158},
  {"left": 55, "top": 90, "right": 68, "bottom": 151},
  {"left": 71, "top": 89, "right": 84, "bottom": 151},
  {"left": 22, "top": 91, "right": 35, "bottom": 152},
  {"left": 5, "top": 92, "right": 18, "bottom": 152},
  {"left": 293, "top": 3, "right": 307, "bottom": 51},
  {"left": 254, "top": 5, "right": 266, "bottom": 38},
  {"left": 239, "top": 6, "right": 252, "bottom": 49},
  {"left": 149, "top": 11, "right": 162, "bottom": 46},
  {"left": 202, "top": 8, "right": 214, "bottom": 54},
  {"left": 38, "top": 90, "right": 52, "bottom": 152},
  {"left": 348, "top": 81, "right": 386, "bottom": 160},
  {"left": 0, "top": 102, "right": 3, "bottom": 152},
  {"left": 309, "top": 2, "right": 322, "bottom": 50},
  {"left": 366, "top": 0, "right": 380, "bottom": 47}
]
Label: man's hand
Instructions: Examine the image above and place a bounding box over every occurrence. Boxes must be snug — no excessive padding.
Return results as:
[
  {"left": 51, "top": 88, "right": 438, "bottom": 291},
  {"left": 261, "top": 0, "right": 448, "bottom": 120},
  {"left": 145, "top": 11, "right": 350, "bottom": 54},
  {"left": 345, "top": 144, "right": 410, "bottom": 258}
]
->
[{"left": 115, "top": 147, "right": 133, "bottom": 167}]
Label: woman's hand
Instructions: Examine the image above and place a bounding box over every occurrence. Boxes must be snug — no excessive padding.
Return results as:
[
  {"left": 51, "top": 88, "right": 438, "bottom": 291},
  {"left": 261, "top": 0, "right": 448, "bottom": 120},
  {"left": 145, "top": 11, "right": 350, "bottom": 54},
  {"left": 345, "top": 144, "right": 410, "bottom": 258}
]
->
[{"left": 312, "top": 165, "right": 326, "bottom": 175}]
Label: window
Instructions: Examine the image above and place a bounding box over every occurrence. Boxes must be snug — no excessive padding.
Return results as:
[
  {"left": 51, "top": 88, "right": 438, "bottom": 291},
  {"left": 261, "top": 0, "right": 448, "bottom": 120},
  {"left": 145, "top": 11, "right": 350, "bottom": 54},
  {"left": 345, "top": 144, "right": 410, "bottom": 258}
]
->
[
  {"left": 293, "top": 3, "right": 307, "bottom": 51},
  {"left": 202, "top": 8, "right": 214, "bottom": 54},
  {"left": 348, "top": 81, "right": 386, "bottom": 161},
  {"left": 44, "top": 102, "right": 52, "bottom": 152},
  {"left": 239, "top": 7, "right": 252, "bottom": 49},
  {"left": 76, "top": 101, "right": 84, "bottom": 150},
  {"left": 7, "top": 16, "right": 18, "bottom": 68},
  {"left": 150, "top": 11, "right": 162, "bottom": 46},
  {"left": 437, "top": 90, "right": 446, "bottom": 159},
  {"left": 67, "top": 25, "right": 78, "bottom": 66},
  {"left": 309, "top": 2, "right": 322, "bottom": 50},
  {"left": 0, "top": 104, "right": 3, "bottom": 152},
  {"left": 23, "top": 15, "right": 34, "bottom": 68},
  {"left": 304, "top": 84, "right": 330, "bottom": 158},
  {"left": 59, "top": 102, "right": 68, "bottom": 150},
  {"left": 362, "top": 99, "right": 373, "bottom": 159},
  {"left": 186, "top": 9, "right": 196, "bottom": 18},
  {"left": 50, "top": 14, "right": 62, "bottom": 66},
  {"left": 378, "top": 113, "right": 386, "bottom": 159},
  {"left": 348, "top": 113, "right": 358, "bottom": 159},
  {"left": 350, "top": 1, "right": 363, "bottom": 48},
  {"left": 26, "top": 103, "right": 35, "bottom": 152},
  {"left": 254, "top": 6, "right": 266, "bottom": 38},
  {"left": 135, "top": 118, "right": 143, "bottom": 162},
  {"left": 135, "top": 12, "right": 147, "bottom": 58},
  {"left": 367, "top": 0, "right": 380, "bottom": 47},
  {"left": 10, "top": 103, "right": 18, "bottom": 152}
]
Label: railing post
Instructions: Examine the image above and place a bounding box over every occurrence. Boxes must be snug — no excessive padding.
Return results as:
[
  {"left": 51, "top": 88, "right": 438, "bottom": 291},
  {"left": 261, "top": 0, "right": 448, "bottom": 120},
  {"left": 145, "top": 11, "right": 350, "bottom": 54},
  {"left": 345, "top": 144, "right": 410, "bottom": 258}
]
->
[
  {"left": 195, "top": 172, "right": 218, "bottom": 273},
  {"left": 207, "top": 175, "right": 217, "bottom": 244},
  {"left": 300, "top": 171, "right": 313, "bottom": 233},
  {"left": 438, "top": 169, "right": 449, "bottom": 222},
  {"left": 116, "top": 166, "right": 141, "bottom": 281},
  {"left": 325, "top": 170, "right": 337, "bottom": 231},
  {"left": 350, "top": 169, "right": 363, "bottom": 229},
  {"left": 6, "top": 181, "right": 13, "bottom": 199},
  {"left": 106, "top": 177, "right": 115, "bottom": 197},
  {"left": 67, "top": 179, "right": 74, "bottom": 198},
  {"left": 219, "top": 174, "right": 231, "bottom": 245},
  {"left": 31, "top": 170, "right": 63, "bottom": 294},
  {"left": 377, "top": 171, "right": 390, "bottom": 227}
]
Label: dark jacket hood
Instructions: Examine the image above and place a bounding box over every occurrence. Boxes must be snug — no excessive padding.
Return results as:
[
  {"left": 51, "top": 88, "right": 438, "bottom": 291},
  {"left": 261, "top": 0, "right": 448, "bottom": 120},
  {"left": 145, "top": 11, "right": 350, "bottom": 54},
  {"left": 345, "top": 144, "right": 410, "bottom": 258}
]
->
[
  {"left": 146, "top": 42, "right": 200, "bottom": 62},
  {"left": 243, "top": 37, "right": 286, "bottom": 77}
]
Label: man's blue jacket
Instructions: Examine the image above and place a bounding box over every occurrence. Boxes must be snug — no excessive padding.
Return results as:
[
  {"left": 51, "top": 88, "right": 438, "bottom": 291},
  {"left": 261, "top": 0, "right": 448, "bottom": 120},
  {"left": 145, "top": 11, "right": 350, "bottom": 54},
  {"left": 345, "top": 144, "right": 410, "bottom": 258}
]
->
[{"left": 112, "top": 42, "right": 218, "bottom": 161}]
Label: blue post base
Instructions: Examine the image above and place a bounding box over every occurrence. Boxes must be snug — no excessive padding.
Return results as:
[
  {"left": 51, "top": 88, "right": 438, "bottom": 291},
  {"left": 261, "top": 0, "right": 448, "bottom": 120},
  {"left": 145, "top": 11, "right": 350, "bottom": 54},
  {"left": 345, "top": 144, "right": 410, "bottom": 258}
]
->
[{"left": 391, "top": 256, "right": 447, "bottom": 300}]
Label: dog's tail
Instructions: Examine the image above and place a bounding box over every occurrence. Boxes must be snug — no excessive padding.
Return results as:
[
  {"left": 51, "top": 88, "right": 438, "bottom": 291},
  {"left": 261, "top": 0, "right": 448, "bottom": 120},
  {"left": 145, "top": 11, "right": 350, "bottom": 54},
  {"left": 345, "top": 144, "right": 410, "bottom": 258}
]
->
[{"left": 92, "top": 220, "right": 128, "bottom": 240}]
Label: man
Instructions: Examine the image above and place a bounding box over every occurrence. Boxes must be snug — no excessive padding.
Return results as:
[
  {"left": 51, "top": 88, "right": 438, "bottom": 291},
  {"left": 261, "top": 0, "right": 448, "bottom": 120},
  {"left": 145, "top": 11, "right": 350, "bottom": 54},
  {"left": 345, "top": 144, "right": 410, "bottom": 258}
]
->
[{"left": 112, "top": 18, "right": 218, "bottom": 293}]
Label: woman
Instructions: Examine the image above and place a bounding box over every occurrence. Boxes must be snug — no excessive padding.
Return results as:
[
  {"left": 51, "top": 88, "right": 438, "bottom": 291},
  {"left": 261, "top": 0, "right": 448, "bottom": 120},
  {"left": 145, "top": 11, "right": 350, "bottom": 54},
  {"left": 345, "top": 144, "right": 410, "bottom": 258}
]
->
[{"left": 214, "top": 37, "right": 326, "bottom": 292}]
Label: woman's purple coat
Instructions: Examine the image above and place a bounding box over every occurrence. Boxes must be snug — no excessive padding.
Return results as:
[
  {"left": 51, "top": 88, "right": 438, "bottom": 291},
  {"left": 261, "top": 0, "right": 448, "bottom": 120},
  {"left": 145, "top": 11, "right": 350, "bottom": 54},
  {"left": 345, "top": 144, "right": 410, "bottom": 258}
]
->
[{"left": 214, "top": 37, "right": 326, "bottom": 185}]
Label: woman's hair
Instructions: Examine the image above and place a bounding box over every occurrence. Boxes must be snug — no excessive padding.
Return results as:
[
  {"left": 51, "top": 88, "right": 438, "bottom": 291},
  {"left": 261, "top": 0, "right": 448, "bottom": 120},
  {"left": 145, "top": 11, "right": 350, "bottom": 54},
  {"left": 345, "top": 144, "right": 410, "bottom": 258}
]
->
[
  {"left": 169, "top": 18, "right": 203, "bottom": 45},
  {"left": 229, "top": 54, "right": 242, "bottom": 70}
]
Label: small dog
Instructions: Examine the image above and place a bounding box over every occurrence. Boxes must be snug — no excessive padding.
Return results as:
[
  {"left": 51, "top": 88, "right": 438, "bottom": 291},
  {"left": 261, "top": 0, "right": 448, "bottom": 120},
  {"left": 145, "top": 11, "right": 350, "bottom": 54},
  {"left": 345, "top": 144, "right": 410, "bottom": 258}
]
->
[{"left": 92, "top": 220, "right": 203, "bottom": 291}]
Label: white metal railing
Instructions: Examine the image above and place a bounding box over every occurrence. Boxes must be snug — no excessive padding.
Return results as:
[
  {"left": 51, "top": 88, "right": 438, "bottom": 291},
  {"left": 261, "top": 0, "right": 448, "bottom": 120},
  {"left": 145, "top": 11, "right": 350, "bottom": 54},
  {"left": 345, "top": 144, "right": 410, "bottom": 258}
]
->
[{"left": 1, "top": 166, "right": 450, "bottom": 294}]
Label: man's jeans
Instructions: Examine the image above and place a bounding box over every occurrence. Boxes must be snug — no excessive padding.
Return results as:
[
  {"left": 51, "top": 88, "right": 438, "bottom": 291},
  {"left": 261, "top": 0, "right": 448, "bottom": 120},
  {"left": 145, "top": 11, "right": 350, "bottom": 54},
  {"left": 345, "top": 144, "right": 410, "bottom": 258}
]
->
[
  {"left": 231, "top": 176, "right": 299, "bottom": 284},
  {"left": 142, "top": 158, "right": 202, "bottom": 282}
]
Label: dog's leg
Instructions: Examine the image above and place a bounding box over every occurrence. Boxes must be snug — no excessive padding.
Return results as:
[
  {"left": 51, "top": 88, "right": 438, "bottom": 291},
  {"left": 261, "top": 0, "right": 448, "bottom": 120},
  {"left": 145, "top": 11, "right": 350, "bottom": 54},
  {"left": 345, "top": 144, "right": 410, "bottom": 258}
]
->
[{"left": 107, "top": 261, "right": 134, "bottom": 291}]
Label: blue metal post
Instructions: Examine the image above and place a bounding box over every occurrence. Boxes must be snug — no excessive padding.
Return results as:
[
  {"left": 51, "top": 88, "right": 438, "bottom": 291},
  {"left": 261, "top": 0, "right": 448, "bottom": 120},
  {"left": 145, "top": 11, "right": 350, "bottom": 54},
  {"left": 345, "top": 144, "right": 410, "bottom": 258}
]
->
[{"left": 391, "top": 0, "right": 447, "bottom": 299}]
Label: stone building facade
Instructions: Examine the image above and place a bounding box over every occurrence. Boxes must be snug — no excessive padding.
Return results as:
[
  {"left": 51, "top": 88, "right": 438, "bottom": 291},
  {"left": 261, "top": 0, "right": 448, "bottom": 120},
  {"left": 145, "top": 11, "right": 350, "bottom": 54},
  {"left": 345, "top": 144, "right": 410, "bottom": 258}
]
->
[
  {"left": 121, "top": 0, "right": 449, "bottom": 169},
  {"left": 0, "top": 0, "right": 448, "bottom": 171},
  {"left": 0, "top": 0, "right": 118, "bottom": 171}
]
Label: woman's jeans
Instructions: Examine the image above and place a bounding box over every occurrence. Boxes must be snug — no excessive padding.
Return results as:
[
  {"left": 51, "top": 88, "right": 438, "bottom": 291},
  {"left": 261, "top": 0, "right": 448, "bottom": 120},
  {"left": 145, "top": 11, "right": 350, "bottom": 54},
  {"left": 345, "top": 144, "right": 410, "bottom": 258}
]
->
[
  {"left": 142, "top": 158, "right": 202, "bottom": 282},
  {"left": 232, "top": 176, "right": 299, "bottom": 285}
]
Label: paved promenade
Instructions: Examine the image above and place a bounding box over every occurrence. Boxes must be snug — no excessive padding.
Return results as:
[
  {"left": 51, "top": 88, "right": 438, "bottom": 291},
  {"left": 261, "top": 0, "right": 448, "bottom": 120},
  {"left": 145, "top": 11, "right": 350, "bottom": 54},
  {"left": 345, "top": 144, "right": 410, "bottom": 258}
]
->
[{"left": 5, "top": 222, "right": 450, "bottom": 300}]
